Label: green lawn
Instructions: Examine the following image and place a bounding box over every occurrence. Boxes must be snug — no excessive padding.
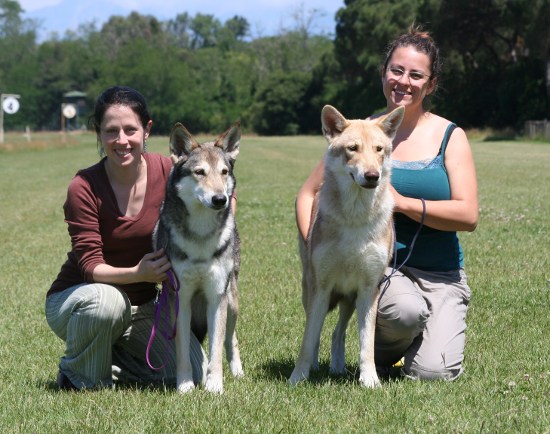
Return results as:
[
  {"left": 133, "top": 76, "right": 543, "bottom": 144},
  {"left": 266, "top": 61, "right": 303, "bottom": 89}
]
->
[{"left": 0, "top": 131, "right": 548, "bottom": 433}]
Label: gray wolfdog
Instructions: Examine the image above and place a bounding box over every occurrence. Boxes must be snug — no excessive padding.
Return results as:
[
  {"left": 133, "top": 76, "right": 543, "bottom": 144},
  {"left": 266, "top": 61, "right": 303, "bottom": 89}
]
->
[
  {"left": 289, "top": 105, "right": 404, "bottom": 388},
  {"left": 154, "top": 122, "right": 244, "bottom": 394}
]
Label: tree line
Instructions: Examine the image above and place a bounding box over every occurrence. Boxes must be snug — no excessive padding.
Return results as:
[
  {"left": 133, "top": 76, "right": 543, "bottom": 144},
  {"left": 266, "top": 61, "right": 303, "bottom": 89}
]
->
[{"left": 1, "top": 0, "right": 549, "bottom": 136}]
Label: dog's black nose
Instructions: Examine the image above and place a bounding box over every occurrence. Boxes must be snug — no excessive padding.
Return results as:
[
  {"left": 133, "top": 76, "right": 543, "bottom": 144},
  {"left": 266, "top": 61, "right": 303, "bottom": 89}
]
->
[
  {"left": 364, "top": 171, "right": 380, "bottom": 183},
  {"left": 212, "top": 194, "right": 228, "bottom": 209},
  {"left": 360, "top": 170, "right": 380, "bottom": 189}
]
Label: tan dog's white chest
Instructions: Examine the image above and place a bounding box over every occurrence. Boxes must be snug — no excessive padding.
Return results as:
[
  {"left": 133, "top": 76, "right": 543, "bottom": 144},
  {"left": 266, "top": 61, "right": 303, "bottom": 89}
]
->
[{"left": 313, "top": 228, "right": 390, "bottom": 294}]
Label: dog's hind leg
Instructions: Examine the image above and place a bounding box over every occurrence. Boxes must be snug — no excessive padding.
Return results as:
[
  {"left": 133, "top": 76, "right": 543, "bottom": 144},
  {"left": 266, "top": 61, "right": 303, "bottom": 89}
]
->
[
  {"left": 356, "top": 285, "right": 381, "bottom": 388},
  {"left": 176, "top": 300, "right": 196, "bottom": 394},
  {"left": 330, "top": 298, "right": 354, "bottom": 376},
  {"left": 225, "top": 280, "right": 244, "bottom": 378},
  {"left": 205, "top": 293, "right": 228, "bottom": 394},
  {"left": 288, "top": 290, "right": 330, "bottom": 385},
  {"left": 302, "top": 275, "right": 320, "bottom": 372}
]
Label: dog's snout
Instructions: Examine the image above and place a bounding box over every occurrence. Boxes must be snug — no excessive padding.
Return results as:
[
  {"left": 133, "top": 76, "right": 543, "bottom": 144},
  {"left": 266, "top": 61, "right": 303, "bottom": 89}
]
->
[
  {"left": 359, "top": 170, "right": 380, "bottom": 189},
  {"left": 364, "top": 170, "right": 380, "bottom": 183},
  {"left": 211, "top": 194, "right": 228, "bottom": 209}
]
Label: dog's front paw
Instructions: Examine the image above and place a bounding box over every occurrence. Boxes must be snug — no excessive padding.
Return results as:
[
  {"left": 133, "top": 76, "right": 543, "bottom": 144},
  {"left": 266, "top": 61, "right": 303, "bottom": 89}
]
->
[
  {"left": 176, "top": 379, "right": 195, "bottom": 394},
  {"left": 330, "top": 353, "right": 346, "bottom": 375},
  {"left": 205, "top": 375, "right": 224, "bottom": 394},
  {"left": 359, "top": 371, "right": 381, "bottom": 388},
  {"left": 330, "top": 365, "right": 347, "bottom": 376},
  {"left": 288, "top": 367, "right": 309, "bottom": 386},
  {"left": 230, "top": 360, "right": 244, "bottom": 378}
]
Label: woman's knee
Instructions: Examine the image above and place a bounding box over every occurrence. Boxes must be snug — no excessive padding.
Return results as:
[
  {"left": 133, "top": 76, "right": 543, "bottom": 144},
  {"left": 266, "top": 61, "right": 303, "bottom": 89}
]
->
[
  {"left": 82, "top": 284, "right": 132, "bottom": 332},
  {"left": 46, "top": 283, "right": 131, "bottom": 339},
  {"left": 377, "top": 292, "right": 429, "bottom": 335},
  {"left": 94, "top": 283, "right": 129, "bottom": 314}
]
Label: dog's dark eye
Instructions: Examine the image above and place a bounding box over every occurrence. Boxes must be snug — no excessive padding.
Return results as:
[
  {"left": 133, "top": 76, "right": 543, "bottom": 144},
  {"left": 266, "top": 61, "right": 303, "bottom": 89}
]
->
[
  {"left": 376, "top": 146, "right": 383, "bottom": 152},
  {"left": 221, "top": 168, "right": 229, "bottom": 176},
  {"left": 347, "top": 144, "right": 358, "bottom": 152},
  {"left": 194, "top": 169, "right": 205, "bottom": 176}
]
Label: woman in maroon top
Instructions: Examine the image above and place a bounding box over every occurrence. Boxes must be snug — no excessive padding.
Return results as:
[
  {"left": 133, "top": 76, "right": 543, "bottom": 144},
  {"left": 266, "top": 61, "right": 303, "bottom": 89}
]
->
[{"left": 46, "top": 86, "right": 206, "bottom": 390}]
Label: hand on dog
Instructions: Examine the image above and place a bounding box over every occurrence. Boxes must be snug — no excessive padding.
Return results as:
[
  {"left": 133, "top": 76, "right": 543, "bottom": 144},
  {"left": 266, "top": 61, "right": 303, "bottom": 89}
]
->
[{"left": 137, "top": 249, "right": 172, "bottom": 283}]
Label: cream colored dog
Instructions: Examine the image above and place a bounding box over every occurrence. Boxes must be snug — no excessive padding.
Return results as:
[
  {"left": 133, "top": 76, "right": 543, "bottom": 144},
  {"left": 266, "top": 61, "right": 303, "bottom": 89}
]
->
[{"left": 289, "top": 105, "right": 404, "bottom": 388}]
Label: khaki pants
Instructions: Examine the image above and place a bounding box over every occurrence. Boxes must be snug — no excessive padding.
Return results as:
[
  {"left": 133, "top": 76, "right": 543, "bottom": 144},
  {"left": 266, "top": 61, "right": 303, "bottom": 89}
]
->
[
  {"left": 376, "top": 266, "right": 471, "bottom": 380},
  {"left": 46, "top": 283, "right": 207, "bottom": 389}
]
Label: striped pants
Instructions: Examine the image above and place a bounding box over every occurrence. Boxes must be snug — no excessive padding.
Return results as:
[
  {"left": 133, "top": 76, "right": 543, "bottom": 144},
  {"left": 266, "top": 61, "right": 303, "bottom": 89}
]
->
[{"left": 46, "top": 283, "right": 207, "bottom": 389}]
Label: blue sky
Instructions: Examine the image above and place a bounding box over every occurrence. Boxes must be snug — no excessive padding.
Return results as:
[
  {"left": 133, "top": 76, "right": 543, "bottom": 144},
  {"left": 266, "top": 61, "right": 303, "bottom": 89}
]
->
[{"left": 19, "top": 0, "right": 343, "bottom": 41}]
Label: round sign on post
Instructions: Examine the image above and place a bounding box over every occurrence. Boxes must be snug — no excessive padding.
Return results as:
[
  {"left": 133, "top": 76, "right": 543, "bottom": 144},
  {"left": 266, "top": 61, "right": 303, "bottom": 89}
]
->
[
  {"left": 2, "top": 97, "right": 20, "bottom": 114},
  {"left": 62, "top": 104, "right": 77, "bottom": 119}
]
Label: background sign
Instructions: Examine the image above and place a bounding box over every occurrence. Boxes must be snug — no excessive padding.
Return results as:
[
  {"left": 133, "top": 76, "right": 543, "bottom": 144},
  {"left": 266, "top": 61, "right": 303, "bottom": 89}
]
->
[
  {"left": 62, "top": 103, "right": 77, "bottom": 119},
  {"left": 2, "top": 97, "right": 20, "bottom": 114}
]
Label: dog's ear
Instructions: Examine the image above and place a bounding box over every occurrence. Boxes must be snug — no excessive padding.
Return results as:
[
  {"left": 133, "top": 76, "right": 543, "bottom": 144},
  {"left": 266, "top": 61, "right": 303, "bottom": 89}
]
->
[
  {"left": 377, "top": 106, "right": 405, "bottom": 139},
  {"left": 170, "top": 123, "right": 199, "bottom": 160},
  {"left": 214, "top": 121, "right": 240, "bottom": 162},
  {"left": 321, "top": 105, "right": 350, "bottom": 140}
]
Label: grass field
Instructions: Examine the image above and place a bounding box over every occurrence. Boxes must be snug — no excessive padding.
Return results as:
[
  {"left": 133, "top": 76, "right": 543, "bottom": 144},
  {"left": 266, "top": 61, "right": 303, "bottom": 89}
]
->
[{"left": 0, "top": 131, "right": 548, "bottom": 433}]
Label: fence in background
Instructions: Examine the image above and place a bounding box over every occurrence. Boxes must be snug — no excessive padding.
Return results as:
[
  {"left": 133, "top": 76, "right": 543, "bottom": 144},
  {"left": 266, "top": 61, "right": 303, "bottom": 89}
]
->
[{"left": 524, "top": 120, "right": 550, "bottom": 138}]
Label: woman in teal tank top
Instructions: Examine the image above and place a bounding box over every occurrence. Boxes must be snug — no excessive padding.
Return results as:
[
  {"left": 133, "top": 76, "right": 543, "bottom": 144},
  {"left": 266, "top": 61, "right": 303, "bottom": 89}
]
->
[
  {"left": 392, "top": 123, "right": 464, "bottom": 271},
  {"left": 296, "top": 26, "right": 478, "bottom": 381}
]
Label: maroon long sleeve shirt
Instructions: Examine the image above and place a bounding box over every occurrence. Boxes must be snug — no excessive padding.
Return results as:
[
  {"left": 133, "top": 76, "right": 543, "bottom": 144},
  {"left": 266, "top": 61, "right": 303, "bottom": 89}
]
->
[{"left": 48, "top": 153, "right": 172, "bottom": 305}]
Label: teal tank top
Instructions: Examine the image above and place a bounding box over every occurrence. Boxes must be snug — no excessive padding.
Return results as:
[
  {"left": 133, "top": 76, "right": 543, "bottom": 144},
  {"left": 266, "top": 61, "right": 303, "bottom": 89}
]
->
[{"left": 391, "top": 123, "right": 464, "bottom": 271}]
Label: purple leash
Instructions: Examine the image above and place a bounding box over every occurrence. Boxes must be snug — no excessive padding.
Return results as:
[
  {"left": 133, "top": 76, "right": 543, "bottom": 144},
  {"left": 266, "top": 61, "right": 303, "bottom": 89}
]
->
[{"left": 146, "top": 269, "right": 180, "bottom": 371}]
